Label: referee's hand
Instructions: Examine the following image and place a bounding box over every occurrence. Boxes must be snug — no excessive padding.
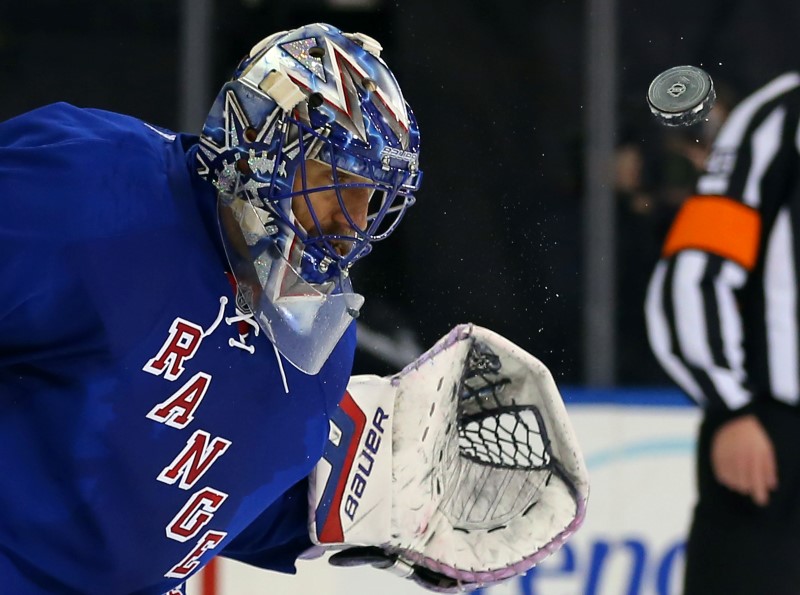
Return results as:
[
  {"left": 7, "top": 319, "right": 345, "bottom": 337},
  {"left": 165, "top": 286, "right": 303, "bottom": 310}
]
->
[{"left": 710, "top": 414, "right": 778, "bottom": 507}]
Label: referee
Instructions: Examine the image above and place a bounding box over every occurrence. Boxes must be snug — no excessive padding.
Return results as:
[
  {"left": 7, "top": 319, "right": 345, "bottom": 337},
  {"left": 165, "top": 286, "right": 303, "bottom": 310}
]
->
[{"left": 646, "top": 72, "right": 800, "bottom": 595}]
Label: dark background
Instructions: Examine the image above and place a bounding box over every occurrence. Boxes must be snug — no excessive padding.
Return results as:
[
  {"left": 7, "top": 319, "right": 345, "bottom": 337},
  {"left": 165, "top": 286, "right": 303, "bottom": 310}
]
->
[{"left": 3, "top": 0, "right": 798, "bottom": 385}]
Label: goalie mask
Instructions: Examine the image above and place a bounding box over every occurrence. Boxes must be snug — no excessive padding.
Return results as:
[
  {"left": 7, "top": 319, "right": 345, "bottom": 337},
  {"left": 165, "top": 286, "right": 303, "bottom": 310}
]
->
[{"left": 196, "top": 23, "right": 422, "bottom": 374}]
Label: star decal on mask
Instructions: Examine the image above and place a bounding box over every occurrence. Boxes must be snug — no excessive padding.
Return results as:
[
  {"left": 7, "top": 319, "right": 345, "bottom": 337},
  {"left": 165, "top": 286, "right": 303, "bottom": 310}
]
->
[
  {"left": 278, "top": 36, "right": 410, "bottom": 148},
  {"left": 279, "top": 37, "right": 326, "bottom": 82},
  {"left": 197, "top": 89, "right": 289, "bottom": 201}
]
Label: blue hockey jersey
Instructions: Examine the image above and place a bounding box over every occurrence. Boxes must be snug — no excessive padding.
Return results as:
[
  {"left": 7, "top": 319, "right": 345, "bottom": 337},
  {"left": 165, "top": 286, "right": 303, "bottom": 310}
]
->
[{"left": 0, "top": 103, "right": 356, "bottom": 594}]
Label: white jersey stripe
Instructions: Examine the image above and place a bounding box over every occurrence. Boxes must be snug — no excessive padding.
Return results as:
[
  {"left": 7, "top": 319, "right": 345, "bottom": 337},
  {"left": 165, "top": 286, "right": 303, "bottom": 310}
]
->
[
  {"left": 673, "top": 251, "right": 714, "bottom": 367},
  {"left": 706, "top": 368, "right": 751, "bottom": 409},
  {"left": 645, "top": 261, "right": 705, "bottom": 403},
  {"left": 764, "top": 208, "right": 800, "bottom": 403},
  {"left": 742, "top": 107, "right": 786, "bottom": 207},
  {"left": 673, "top": 251, "right": 751, "bottom": 408},
  {"left": 715, "top": 260, "right": 748, "bottom": 382},
  {"left": 795, "top": 104, "right": 800, "bottom": 152}
]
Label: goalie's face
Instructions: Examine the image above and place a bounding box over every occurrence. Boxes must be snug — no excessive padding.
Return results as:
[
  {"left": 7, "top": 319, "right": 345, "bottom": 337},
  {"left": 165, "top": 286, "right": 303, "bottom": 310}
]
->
[{"left": 291, "top": 159, "right": 373, "bottom": 258}]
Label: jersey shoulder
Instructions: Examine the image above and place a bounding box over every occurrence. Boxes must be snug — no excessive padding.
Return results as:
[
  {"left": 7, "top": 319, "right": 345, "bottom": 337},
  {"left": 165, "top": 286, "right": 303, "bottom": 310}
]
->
[
  {"left": 0, "top": 103, "right": 199, "bottom": 238},
  {"left": 0, "top": 102, "right": 176, "bottom": 152},
  {"left": 0, "top": 102, "right": 192, "bottom": 191}
]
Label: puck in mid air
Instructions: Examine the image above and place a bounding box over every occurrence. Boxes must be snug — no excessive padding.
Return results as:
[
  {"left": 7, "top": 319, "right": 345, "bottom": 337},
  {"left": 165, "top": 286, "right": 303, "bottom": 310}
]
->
[{"left": 647, "top": 65, "right": 716, "bottom": 127}]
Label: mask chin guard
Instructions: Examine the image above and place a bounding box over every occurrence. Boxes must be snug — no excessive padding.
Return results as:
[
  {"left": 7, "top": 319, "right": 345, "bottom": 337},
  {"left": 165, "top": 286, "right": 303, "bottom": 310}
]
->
[{"left": 218, "top": 193, "right": 363, "bottom": 374}]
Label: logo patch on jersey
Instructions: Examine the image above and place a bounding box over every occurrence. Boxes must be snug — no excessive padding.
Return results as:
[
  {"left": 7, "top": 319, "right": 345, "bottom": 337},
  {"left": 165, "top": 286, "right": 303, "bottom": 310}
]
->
[{"left": 705, "top": 148, "right": 737, "bottom": 176}]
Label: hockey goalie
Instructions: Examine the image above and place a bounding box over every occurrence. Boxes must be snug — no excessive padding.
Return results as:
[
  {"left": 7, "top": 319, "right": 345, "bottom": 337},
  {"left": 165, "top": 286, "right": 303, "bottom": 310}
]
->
[{"left": 309, "top": 324, "right": 589, "bottom": 592}]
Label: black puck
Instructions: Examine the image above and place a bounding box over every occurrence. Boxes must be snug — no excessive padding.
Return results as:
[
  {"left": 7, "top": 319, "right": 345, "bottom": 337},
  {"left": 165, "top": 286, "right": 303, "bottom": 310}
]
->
[{"left": 647, "top": 65, "right": 716, "bottom": 127}]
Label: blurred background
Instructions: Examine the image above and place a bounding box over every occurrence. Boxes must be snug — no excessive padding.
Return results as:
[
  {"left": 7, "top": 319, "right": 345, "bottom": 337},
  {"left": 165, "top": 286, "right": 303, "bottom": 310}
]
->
[
  {"left": 5, "top": 1, "right": 798, "bottom": 593},
  {"left": 3, "top": 0, "right": 798, "bottom": 388}
]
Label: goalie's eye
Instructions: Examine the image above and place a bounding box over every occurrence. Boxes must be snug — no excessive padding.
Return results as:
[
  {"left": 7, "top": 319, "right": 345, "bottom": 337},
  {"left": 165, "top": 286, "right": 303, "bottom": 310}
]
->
[{"left": 333, "top": 169, "right": 372, "bottom": 188}]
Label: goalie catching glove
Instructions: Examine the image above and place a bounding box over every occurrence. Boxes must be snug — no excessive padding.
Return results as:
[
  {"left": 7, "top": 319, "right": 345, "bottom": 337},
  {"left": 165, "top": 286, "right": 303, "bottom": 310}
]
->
[{"left": 308, "top": 324, "right": 589, "bottom": 592}]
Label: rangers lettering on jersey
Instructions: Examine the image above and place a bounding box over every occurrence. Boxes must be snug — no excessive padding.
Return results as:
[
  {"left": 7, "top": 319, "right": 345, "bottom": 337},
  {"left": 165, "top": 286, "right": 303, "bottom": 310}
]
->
[
  {"left": 146, "top": 372, "right": 212, "bottom": 429},
  {"left": 166, "top": 530, "right": 227, "bottom": 579},
  {"left": 143, "top": 318, "right": 205, "bottom": 381},
  {"left": 142, "top": 298, "right": 254, "bottom": 583},
  {"left": 157, "top": 430, "right": 232, "bottom": 490},
  {"left": 166, "top": 488, "right": 228, "bottom": 542}
]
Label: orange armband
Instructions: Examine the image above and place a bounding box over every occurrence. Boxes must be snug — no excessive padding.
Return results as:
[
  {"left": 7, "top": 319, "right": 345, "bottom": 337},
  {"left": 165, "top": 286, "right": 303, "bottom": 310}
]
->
[{"left": 662, "top": 195, "right": 761, "bottom": 270}]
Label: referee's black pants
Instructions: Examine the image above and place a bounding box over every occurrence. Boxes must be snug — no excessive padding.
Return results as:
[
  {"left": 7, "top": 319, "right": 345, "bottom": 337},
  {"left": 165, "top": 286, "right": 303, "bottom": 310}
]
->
[{"left": 684, "top": 400, "right": 800, "bottom": 595}]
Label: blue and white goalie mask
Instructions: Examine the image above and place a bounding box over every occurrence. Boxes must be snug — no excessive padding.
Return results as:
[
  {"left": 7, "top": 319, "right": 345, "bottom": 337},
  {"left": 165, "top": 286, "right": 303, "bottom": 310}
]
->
[{"left": 197, "top": 23, "right": 422, "bottom": 374}]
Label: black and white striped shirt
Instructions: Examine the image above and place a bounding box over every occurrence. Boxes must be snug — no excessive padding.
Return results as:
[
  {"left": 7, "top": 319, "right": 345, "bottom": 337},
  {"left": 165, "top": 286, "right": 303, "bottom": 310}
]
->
[{"left": 646, "top": 71, "right": 800, "bottom": 413}]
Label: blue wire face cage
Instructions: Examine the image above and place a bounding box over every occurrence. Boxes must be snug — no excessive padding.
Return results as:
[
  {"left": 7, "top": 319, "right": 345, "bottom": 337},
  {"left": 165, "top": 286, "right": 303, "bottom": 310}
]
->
[{"left": 196, "top": 23, "right": 422, "bottom": 374}]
